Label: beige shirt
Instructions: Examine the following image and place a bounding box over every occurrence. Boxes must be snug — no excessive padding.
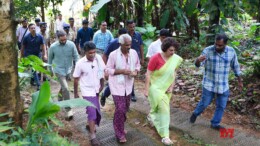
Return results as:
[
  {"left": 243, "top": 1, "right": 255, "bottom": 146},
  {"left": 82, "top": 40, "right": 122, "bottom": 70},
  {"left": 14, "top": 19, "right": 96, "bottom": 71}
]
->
[{"left": 67, "top": 32, "right": 75, "bottom": 42}]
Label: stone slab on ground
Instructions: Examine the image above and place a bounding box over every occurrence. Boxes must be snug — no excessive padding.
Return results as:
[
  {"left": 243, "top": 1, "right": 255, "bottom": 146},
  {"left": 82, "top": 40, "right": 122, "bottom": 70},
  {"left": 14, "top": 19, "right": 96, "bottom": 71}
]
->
[
  {"left": 72, "top": 107, "right": 159, "bottom": 146},
  {"left": 129, "top": 91, "right": 260, "bottom": 146}
]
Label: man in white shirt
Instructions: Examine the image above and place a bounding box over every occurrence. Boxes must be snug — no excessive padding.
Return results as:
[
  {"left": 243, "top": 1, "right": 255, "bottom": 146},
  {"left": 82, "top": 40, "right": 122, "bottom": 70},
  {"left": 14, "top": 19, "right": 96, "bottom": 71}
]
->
[
  {"left": 35, "top": 18, "right": 41, "bottom": 34},
  {"left": 16, "top": 18, "right": 29, "bottom": 50},
  {"left": 146, "top": 29, "right": 170, "bottom": 59},
  {"left": 69, "top": 17, "right": 77, "bottom": 43},
  {"left": 55, "top": 14, "right": 65, "bottom": 32},
  {"left": 73, "top": 42, "right": 105, "bottom": 146}
]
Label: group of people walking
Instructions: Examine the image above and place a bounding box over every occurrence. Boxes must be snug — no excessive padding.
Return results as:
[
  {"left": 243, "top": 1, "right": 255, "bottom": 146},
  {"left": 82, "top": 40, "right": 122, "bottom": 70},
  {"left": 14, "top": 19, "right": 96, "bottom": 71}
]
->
[{"left": 17, "top": 15, "right": 243, "bottom": 146}]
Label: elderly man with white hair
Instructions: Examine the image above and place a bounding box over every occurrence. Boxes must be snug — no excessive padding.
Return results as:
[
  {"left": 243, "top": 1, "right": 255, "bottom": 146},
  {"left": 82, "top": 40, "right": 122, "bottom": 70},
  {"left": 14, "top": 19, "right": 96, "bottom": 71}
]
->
[{"left": 106, "top": 34, "right": 140, "bottom": 143}]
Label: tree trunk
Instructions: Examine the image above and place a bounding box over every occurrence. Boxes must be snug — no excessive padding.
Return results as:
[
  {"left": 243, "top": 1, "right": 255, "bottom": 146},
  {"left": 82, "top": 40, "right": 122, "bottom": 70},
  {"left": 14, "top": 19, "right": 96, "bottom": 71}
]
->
[
  {"left": 0, "top": 0, "right": 23, "bottom": 126},
  {"left": 40, "top": 0, "right": 45, "bottom": 22},
  {"left": 206, "top": 2, "right": 220, "bottom": 45},
  {"left": 136, "top": 0, "right": 144, "bottom": 26},
  {"left": 187, "top": 13, "right": 200, "bottom": 39},
  {"left": 256, "top": 0, "right": 260, "bottom": 35},
  {"left": 152, "top": 0, "right": 159, "bottom": 28}
]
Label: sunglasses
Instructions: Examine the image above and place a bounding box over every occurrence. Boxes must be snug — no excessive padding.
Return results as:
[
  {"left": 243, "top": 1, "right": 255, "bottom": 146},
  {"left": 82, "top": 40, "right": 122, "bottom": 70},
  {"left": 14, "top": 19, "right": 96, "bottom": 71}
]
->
[{"left": 64, "top": 27, "right": 70, "bottom": 29}]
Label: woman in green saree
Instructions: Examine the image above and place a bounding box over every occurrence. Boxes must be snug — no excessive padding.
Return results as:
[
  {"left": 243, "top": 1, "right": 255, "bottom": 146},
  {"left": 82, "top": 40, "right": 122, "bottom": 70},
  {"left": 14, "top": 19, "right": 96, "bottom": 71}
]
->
[{"left": 144, "top": 37, "right": 183, "bottom": 145}]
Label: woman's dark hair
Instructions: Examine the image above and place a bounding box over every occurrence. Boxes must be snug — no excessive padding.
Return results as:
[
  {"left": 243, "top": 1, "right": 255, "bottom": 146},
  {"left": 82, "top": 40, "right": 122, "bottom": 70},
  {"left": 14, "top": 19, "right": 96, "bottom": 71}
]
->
[
  {"left": 161, "top": 37, "right": 179, "bottom": 52},
  {"left": 83, "top": 41, "right": 96, "bottom": 52},
  {"left": 215, "top": 34, "right": 228, "bottom": 44}
]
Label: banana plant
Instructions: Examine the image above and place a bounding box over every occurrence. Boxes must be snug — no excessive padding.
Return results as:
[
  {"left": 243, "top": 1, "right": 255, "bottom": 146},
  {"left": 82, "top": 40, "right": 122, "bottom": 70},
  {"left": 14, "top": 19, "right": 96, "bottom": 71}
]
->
[
  {"left": 136, "top": 24, "right": 157, "bottom": 55},
  {"left": 26, "top": 81, "right": 94, "bottom": 132}
]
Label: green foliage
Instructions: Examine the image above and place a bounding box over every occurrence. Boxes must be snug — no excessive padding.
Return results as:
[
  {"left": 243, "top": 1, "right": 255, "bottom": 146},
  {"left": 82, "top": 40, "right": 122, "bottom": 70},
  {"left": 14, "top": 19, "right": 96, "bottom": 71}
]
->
[
  {"left": 183, "top": 0, "right": 200, "bottom": 17},
  {"left": 179, "top": 39, "right": 202, "bottom": 59},
  {"left": 253, "top": 60, "right": 260, "bottom": 76},
  {"left": 18, "top": 55, "right": 51, "bottom": 87},
  {"left": 160, "top": 0, "right": 189, "bottom": 31},
  {"left": 26, "top": 81, "right": 60, "bottom": 132},
  {"left": 241, "top": 0, "right": 260, "bottom": 18},
  {"left": 178, "top": 32, "right": 207, "bottom": 59},
  {"left": 96, "top": 4, "right": 108, "bottom": 24},
  {"left": 135, "top": 24, "right": 157, "bottom": 55},
  {"left": 0, "top": 80, "right": 94, "bottom": 145},
  {"left": 160, "top": 9, "right": 170, "bottom": 28},
  {"left": 14, "top": 0, "right": 64, "bottom": 20},
  {"left": 90, "top": 0, "right": 111, "bottom": 13},
  {"left": 14, "top": 0, "right": 38, "bottom": 19}
]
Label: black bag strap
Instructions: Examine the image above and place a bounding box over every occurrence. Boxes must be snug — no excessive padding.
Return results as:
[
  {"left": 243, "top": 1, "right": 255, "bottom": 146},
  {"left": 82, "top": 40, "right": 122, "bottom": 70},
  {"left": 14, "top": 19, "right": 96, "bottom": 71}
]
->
[{"left": 21, "top": 28, "right": 28, "bottom": 43}]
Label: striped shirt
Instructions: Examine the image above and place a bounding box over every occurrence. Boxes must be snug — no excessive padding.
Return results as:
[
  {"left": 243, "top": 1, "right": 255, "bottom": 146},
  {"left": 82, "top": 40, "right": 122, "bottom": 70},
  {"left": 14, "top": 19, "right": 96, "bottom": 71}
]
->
[
  {"left": 93, "top": 30, "right": 113, "bottom": 51},
  {"left": 196, "top": 45, "right": 241, "bottom": 94}
]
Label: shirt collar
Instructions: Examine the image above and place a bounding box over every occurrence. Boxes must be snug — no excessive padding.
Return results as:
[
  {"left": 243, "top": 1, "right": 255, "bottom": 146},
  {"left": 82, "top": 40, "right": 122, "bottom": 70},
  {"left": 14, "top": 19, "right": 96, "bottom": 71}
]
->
[
  {"left": 83, "top": 56, "right": 97, "bottom": 62},
  {"left": 30, "top": 33, "right": 38, "bottom": 37},
  {"left": 213, "top": 45, "right": 228, "bottom": 54},
  {"left": 118, "top": 47, "right": 130, "bottom": 57},
  {"left": 129, "top": 31, "right": 137, "bottom": 37}
]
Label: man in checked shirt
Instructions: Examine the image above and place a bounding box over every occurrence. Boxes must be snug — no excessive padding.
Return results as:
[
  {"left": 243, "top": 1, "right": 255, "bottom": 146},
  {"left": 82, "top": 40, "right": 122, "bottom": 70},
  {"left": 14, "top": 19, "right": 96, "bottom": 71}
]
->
[{"left": 190, "top": 34, "right": 243, "bottom": 130}]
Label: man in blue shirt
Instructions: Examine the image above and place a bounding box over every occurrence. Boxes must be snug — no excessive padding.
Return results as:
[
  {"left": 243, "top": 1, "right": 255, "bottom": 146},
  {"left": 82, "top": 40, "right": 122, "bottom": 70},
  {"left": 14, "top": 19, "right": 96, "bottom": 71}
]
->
[
  {"left": 76, "top": 20, "right": 94, "bottom": 56},
  {"left": 100, "top": 28, "right": 127, "bottom": 106},
  {"left": 190, "top": 34, "right": 243, "bottom": 130},
  {"left": 127, "top": 20, "right": 144, "bottom": 102},
  {"left": 93, "top": 21, "right": 114, "bottom": 54},
  {"left": 21, "top": 23, "right": 46, "bottom": 90}
]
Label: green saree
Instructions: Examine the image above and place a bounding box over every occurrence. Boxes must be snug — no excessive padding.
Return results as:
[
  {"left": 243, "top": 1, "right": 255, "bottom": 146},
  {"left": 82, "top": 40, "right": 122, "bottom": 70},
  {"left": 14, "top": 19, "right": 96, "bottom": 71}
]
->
[{"left": 148, "top": 54, "right": 183, "bottom": 138}]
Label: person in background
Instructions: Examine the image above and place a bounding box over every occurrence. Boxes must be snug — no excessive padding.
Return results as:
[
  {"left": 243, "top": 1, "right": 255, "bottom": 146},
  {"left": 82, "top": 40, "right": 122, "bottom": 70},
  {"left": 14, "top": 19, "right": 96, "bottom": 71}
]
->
[
  {"left": 48, "top": 30, "right": 79, "bottom": 119},
  {"left": 190, "top": 34, "right": 243, "bottom": 130},
  {"left": 39, "top": 22, "right": 50, "bottom": 81},
  {"left": 69, "top": 17, "right": 77, "bottom": 43},
  {"left": 55, "top": 14, "right": 66, "bottom": 32},
  {"left": 126, "top": 20, "right": 144, "bottom": 102},
  {"left": 146, "top": 29, "right": 170, "bottom": 59},
  {"left": 73, "top": 42, "right": 105, "bottom": 146},
  {"left": 21, "top": 23, "right": 47, "bottom": 90},
  {"left": 39, "top": 22, "right": 50, "bottom": 49},
  {"left": 16, "top": 18, "right": 29, "bottom": 50},
  {"left": 144, "top": 37, "right": 183, "bottom": 145},
  {"left": 35, "top": 18, "right": 41, "bottom": 33},
  {"left": 106, "top": 34, "right": 140, "bottom": 143},
  {"left": 93, "top": 21, "right": 114, "bottom": 54},
  {"left": 63, "top": 23, "right": 75, "bottom": 42},
  {"left": 76, "top": 20, "right": 94, "bottom": 56},
  {"left": 100, "top": 28, "right": 128, "bottom": 107}
]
